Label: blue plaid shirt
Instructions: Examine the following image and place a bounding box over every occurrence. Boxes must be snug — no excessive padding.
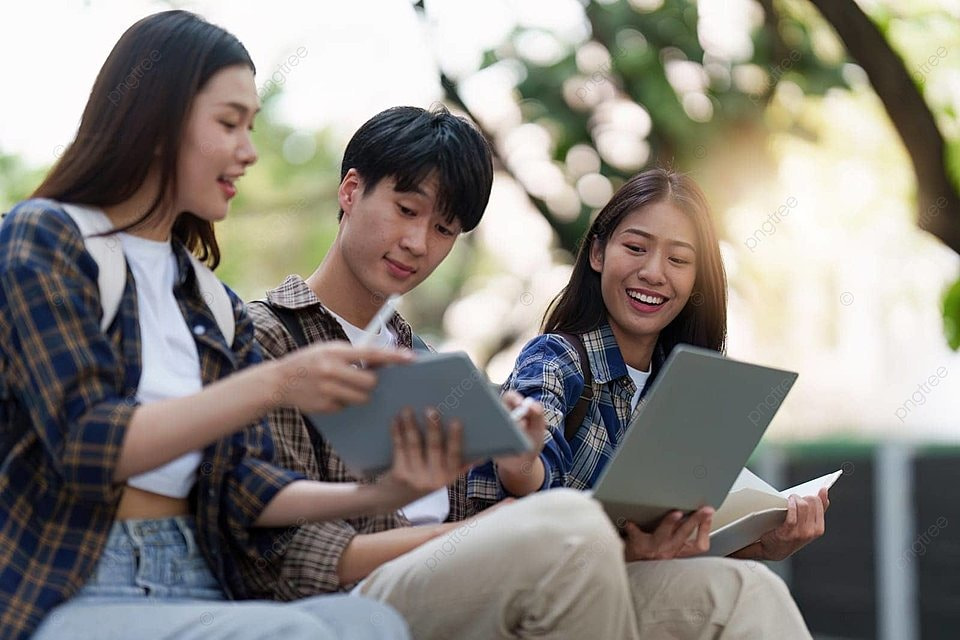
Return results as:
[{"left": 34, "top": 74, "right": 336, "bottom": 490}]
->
[
  {"left": 468, "top": 323, "right": 662, "bottom": 504},
  {"left": 0, "top": 200, "right": 306, "bottom": 640}
]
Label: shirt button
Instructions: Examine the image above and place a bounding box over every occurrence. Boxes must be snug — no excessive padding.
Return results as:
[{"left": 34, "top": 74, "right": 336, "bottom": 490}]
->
[{"left": 193, "top": 325, "right": 207, "bottom": 336}]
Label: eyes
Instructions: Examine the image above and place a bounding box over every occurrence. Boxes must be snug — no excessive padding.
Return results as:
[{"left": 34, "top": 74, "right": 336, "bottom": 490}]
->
[
  {"left": 219, "top": 120, "right": 255, "bottom": 133},
  {"left": 398, "top": 204, "right": 457, "bottom": 237},
  {"left": 624, "top": 243, "right": 693, "bottom": 265}
]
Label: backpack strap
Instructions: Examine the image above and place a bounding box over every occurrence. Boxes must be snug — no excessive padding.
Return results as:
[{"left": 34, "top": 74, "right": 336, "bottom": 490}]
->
[
  {"left": 60, "top": 203, "right": 125, "bottom": 334},
  {"left": 555, "top": 331, "right": 594, "bottom": 443},
  {"left": 264, "top": 302, "right": 308, "bottom": 350},
  {"left": 60, "top": 202, "right": 234, "bottom": 345},
  {"left": 185, "top": 253, "right": 235, "bottom": 347}
]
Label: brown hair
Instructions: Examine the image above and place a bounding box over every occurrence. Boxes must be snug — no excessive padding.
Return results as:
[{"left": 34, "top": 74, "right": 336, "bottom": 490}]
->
[
  {"left": 32, "top": 10, "right": 255, "bottom": 268},
  {"left": 543, "top": 167, "right": 727, "bottom": 355}
]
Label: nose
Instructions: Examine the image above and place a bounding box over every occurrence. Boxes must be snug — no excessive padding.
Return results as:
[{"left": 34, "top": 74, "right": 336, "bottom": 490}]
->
[
  {"left": 237, "top": 130, "right": 258, "bottom": 167},
  {"left": 399, "top": 218, "right": 428, "bottom": 257},
  {"left": 636, "top": 251, "right": 666, "bottom": 286}
]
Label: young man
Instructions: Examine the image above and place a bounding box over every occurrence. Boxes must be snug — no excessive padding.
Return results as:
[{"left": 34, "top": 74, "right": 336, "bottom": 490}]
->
[
  {"left": 244, "top": 105, "right": 642, "bottom": 640},
  {"left": 245, "top": 105, "right": 812, "bottom": 640}
]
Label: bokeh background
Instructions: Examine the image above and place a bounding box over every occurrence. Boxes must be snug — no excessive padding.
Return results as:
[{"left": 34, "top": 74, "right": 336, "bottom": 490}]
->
[{"left": 2, "top": 1, "right": 959, "bottom": 637}]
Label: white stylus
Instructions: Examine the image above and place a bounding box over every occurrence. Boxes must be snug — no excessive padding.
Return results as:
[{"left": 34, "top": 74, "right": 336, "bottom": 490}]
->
[
  {"left": 355, "top": 294, "right": 401, "bottom": 349},
  {"left": 509, "top": 397, "right": 536, "bottom": 422}
]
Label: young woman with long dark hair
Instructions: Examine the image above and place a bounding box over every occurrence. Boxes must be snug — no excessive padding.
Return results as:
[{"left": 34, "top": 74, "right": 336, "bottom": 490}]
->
[
  {"left": 0, "top": 11, "right": 463, "bottom": 640},
  {"left": 470, "top": 167, "right": 829, "bottom": 638}
]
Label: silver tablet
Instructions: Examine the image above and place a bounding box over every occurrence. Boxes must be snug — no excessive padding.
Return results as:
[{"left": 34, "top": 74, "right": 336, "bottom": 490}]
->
[
  {"left": 591, "top": 345, "right": 798, "bottom": 528},
  {"left": 306, "top": 352, "right": 533, "bottom": 475}
]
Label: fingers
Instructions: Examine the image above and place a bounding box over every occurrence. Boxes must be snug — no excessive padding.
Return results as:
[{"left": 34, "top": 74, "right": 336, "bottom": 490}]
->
[
  {"left": 784, "top": 494, "right": 799, "bottom": 529},
  {"left": 319, "top": 379, "right": 374, "bottom": 408},
  {"left": 651, "top": 511, "right": 685, "bottom": 549},
  {"left": 819, "top": 487, "right": 831, "bottom": 512},
  {"left": 349, "top": 346, "right": 416, "bottom": 367},
  {"left": 501, "top": 390, "right": 524, "bottom": 410},
  {"left": 424, "top": 408, "right": 445, "bottom": 480},
  {"left": 445, "top": 419, "right": 465, "bottom": 474},
  {"left": 669, "top": 508, "right": 713, "bottom": 556}
]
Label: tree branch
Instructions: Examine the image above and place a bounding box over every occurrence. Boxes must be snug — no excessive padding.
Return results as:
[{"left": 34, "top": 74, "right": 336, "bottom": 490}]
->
[{"left": 807, "top": 0, "right": 960, "bottom": 254}]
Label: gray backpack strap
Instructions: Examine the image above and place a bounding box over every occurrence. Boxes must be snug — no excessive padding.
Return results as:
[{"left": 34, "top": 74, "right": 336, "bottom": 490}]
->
[
  {"left": 59, "top": 201, "right": 234, "bottom": 345},
  {"left": 186, "top": 253, "right": 235, "bottom": 347},
  {"left": 59, "top": 203, "right": 125, "bottom": 333}
]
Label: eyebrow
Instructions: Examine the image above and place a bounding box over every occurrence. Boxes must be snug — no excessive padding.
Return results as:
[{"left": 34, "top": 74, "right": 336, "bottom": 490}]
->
[
  {"left": 621, "top": 228, "right": 696, "bottom": 252},
  {"left": 220, "top": 101, "right": 261, "bottom": 116}
]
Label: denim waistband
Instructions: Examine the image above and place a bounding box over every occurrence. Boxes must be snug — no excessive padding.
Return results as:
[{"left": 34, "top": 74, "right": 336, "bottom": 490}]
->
[
  {"left": 106, "top": 515, "right": 201, "bottom": 554},
  {"left": 78, "top": 516, "right": 224, "bottom": 601}
]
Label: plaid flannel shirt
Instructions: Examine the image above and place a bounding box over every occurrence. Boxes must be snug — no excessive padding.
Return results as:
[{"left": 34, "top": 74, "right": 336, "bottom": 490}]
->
[
  {"left": 244, "top": 275, "right": 476, "bottom": 597},
  {"left": 0, "top": 200, "right": 306, "bottom": 640},
  {"left": 468, "top": 323, "right": 663, "bottom": 504}
]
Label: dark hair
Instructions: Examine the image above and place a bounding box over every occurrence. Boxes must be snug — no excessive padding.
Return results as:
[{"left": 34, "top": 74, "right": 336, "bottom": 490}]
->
[
  {"left": 338, "top": 105, "right": 494, "bottom": 232},
  {"left": 543, "top": 167, "right": 727, "bottom": 355},
  {"left": 32, "top": 10, "right": 255, "bottom": 268}
]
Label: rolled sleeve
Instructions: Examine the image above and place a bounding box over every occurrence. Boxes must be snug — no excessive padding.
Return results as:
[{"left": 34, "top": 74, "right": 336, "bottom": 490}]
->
[{"left": 467, "top": 335, "right": 578, "bottom": 505}]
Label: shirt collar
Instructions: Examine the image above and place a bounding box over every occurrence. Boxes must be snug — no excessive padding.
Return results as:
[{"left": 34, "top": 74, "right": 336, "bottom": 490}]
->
[
  {"left": 578, "top": 321, "right": 629, "bottom": 384},
  {"left": 264, "top": 274, "right": 414, "bottom": 346}
]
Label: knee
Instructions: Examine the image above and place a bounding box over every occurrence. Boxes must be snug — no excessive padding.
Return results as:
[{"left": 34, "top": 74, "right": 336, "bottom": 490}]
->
[
  {"left": 506, "top": 489, "right": 624, "bottom": 570},
  {"left": 515, "top": 489, "right": 619, "bottom": 542},
  {"left": 732, "top": 559, "right": 794, "bottom": 600}
]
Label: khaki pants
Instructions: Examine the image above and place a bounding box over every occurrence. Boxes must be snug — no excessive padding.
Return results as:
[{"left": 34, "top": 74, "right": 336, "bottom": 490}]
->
[
  {"left": 360, "top": 490, "right": 811, "bottom": 640},
  {"left": 360, "top": 489, "right": 640, "bottom": 639},
  {"left": 626, "top": 558, "right": 812, "bottom": 639}
]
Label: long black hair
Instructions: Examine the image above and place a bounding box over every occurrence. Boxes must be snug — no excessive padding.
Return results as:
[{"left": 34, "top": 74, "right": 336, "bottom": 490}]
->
[
  {"left": 32, "top": 10, "right": 255, "bottom": 268},
  {"left": 543, "top": 167, "right": 727, "bottom": 356}
]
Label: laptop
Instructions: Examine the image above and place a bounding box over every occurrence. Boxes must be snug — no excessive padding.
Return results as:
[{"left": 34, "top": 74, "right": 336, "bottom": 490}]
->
[{"left": 590, "top": 345, "right": 798, "bottom": 528}]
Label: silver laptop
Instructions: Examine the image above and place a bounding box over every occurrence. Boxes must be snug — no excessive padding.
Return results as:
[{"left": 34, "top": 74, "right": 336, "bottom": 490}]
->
[{"left": 591, "top": 345, "right": 797, "bottom": 528}]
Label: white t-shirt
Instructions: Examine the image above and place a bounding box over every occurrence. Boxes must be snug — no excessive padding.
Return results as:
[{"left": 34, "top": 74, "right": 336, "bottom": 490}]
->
[
  {"left": 122, "top": 233, "right": 204, "bottom": 498},
  {"left": 625, "top": 363, "right": 652, "bottom": 411},
  {"left": 325, "top": 307, "right": 451, "bottom": 525}
]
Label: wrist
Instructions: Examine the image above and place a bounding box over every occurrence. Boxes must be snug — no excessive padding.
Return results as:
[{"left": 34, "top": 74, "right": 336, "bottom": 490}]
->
[{"left": 260, "top": 357, "right": 291, "bottom": 411}]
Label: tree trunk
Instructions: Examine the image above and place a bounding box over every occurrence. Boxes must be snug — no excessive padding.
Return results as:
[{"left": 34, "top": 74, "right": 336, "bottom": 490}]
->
[{"left": 807, "top": 0, "right": 960, "bottom": 254}]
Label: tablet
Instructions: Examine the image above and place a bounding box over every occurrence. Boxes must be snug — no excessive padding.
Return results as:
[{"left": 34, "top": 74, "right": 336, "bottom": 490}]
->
[
  {"left": 590, "top": 345, "right": 798, "bottom": 528},
  {"left": 306, "top": 352, "right": 534, "bottom": 476}
]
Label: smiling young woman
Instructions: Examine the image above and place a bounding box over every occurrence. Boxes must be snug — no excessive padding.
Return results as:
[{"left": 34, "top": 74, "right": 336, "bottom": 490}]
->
[{"left": 468, "top": 167, "right": 822, "bottom": 639}]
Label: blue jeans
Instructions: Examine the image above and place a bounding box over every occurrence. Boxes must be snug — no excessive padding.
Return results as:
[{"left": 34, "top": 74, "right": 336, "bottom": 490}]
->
[{"left": 32, "top": 516, "right": 409, "bottom": 640}]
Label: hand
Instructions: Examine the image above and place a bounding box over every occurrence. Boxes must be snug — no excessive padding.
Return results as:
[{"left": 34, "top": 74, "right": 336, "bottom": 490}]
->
[
  {"left": 732, "top": 488, "right": 829, "bottom": 561},
  {"left": 378, "top": 407, "right": 468, "bottom": 506},
  {"left": 273, "top": 341, "right": 414, "bottom": 413},
  {"left": 493, "top": 391, "right": 546, "bottom": 474},
  {"left": 622, "top": 507, "right": 714, "bottom": 562}
]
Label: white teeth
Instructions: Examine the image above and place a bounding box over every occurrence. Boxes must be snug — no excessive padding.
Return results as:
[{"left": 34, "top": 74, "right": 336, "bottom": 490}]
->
[{"left": 627, "top": 291, "right": 665, "bottom": 305}]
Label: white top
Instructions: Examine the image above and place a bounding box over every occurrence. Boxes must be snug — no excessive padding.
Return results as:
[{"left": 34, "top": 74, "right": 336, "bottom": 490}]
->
[
  {"left": 122, "top": 233, "right": 204, "bottom": 499},
  {"left": 625, "top": 363, "right": 652, "bottom": 411},
  {"left": 326, "top": 306, "right": 450, "bottom": 525}
]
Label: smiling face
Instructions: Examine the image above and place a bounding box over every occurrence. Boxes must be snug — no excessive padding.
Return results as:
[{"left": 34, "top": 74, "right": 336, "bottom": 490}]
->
[
  {"left": 590, "top": 199, "right": 698, "bottom": 356},
  {"left": 175, "top": 64, "right": 259, "bottom": 221},
  {"left": 337, "top": 168, "right": 461, "bottom": 299}
]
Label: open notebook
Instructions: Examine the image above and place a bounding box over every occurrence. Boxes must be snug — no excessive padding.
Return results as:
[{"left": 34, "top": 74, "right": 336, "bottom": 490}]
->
[{"left": 705, "top": 467, "right": 843, "bottom": 557}]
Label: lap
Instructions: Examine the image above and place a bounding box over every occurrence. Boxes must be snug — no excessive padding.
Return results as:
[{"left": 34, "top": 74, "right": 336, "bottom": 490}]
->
[{"left": 33, "top": 594, "right": 408, "bottom": 640}]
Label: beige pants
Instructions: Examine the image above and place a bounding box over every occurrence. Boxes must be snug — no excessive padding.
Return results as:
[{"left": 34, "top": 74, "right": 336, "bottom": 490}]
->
[
  {"left": 626, "top": 558, "right": 812, "bottom": 639},
  {"left": 360, "top": 490, "right": 811, "bottom": 639}
]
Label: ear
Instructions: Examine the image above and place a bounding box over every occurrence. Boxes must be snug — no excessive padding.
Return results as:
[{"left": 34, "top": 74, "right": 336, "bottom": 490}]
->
[
  {"left": 338, "top": 168, "right": 362, "bottom": 217},
  {"left": 588, "top": 237, "right": 604, "bottom": 273}
]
